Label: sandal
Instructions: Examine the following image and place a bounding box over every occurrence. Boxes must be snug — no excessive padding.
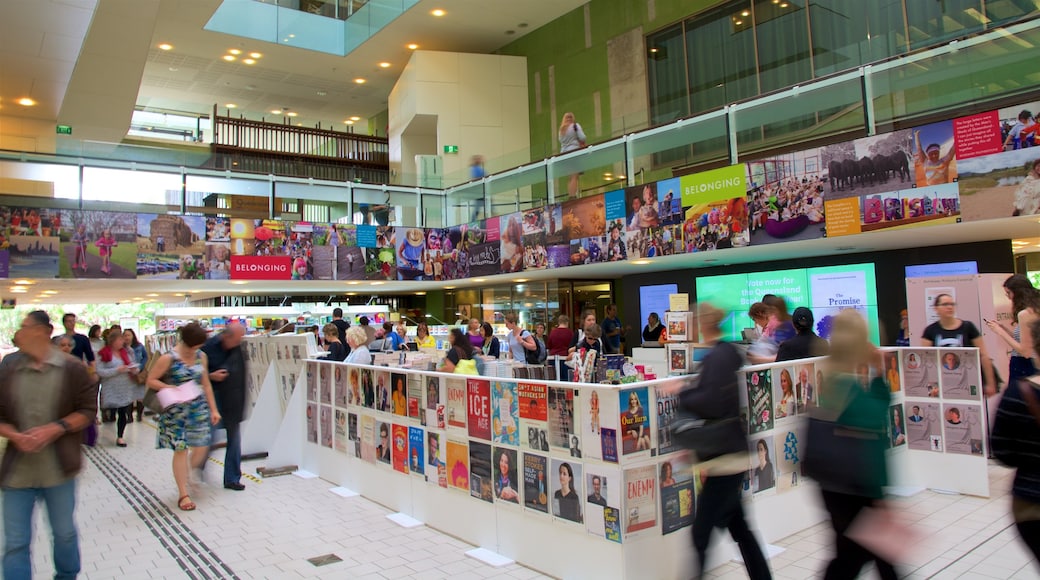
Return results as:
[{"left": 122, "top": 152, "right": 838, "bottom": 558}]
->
[{"left": 177, "top": 495, "right": 196, "bottom": 511}]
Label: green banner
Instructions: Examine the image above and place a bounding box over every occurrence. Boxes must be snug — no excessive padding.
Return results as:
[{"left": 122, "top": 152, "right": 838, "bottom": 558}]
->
[{"left": 679, "top": 164, "right": 745, "bottom": 207}]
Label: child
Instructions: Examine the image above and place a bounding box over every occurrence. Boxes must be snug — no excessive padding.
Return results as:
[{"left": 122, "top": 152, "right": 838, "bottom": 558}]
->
[
  {"left": 71, "top": 224, "right": 89, "bottom": 273},
  {"left": 291, "top": 256, "right": 310, "bottom": 280},
  {"left": 94, "top": 229, "right": 117, "bottom": 275}
]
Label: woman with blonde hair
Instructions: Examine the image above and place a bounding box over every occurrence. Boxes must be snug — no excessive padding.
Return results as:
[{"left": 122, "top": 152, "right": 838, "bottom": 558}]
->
[{"left": 558, "top": 112, "right": 586, "bottom": 196}]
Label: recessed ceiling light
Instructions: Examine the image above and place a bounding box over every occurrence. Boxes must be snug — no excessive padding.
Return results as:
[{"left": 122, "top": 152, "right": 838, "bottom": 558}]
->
[
  {"left": 780, "top": 2, "right": 788, "bottom": 6},
  {"left": 415, "top": 291, "right": 426, "bottom": 296},
  {"left": 649, "top": 48, "right": 658, "bottom": 53},
  {"left": 287, "top": 112, "right": 297, "bottom": 117},
  {"left": 618, "top": 174, "right": 626, "bottom": 179},
  {"left": 14, "top": 280, "right": 33, "bottom": 285},
  {"left": 354, "top": 78, "right": 366, "bottom": 84},
  {"left": 347, "top": 292, "right": 357, "bottom": 296},
  {"left": 407, "top": 43, "right": 419, "bottom": 50},
  {"left": 146, "top": 293, "right": 159, "bottom": 297},
  {"left": 735, "top": 20, "right": 743, "bottom": 25},
  {"left": 350, "top": 116, "right": 361, "bottom": 121},
  {"left": 229, "top": 49, "right": 242, "bottom": 55},
  {"left": 371, "top": 281, "right": 384, "bottom": 286},
  {"left": 231, "top": 280, "right": 247, "bottom": 285},
  {"left": 514, "top": 279, "right": 528, "bottom": 283},
  {"left": 431, "top": 9, "right": 446, "bottom": 16},
  {"left": 226, "top": 103, "right": 237, "bottom": 109},
  {"left": 379, "top": 62, "right": 391, "bottom": 68},
  {"left": 17, "top": 98, "right": 35, "bottom": 106},
  {"left": 474, "top": 278, "right": 486, "bottom": 283},
  {"left": 633, "top": 260, "right": 651, "bottom": 265},
  {"left": 344, "top": 120, "right": 354, "bottom": 125},
  {"left": 271, "top": 109, "right": 282, "bottom": 115},
  {"left": 741, "top": 10, "right": 750, "bottom": 16},
  {"left": 348, "top": 281, "right": 360, "bottom": 285},
  {"left": 444, "top": 286, "right": 456, "bottom": 290},
  {"left": 223, "top": 55, "right": 236, "bottom": 62},
  {"left": 249, "top": 52, "right": 262, "bottom": 58},
  {"left": 243, "top": 58, "right": 256, "bottom": 65},
  {"left": 316, "top": 90, "right": 327, "bottom": 96},
  {"left": 158, "top": 43, "right": 173, "bottom": 51}
]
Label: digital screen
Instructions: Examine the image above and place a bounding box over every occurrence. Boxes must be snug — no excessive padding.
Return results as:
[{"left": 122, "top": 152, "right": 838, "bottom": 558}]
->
[
  {"left": 639, "top": 283, "right": 677, "bottom": 336},
  {"left": 695, "top": 263, "right": 880, "bottom": 343},
  {"left": 905, "top": 261, "right": 978, "bottom": 278}
]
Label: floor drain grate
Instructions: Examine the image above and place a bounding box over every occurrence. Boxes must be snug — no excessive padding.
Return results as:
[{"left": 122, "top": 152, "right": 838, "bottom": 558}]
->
[{"left": 306, "top": 554, "right": 343, "bottom": 567}]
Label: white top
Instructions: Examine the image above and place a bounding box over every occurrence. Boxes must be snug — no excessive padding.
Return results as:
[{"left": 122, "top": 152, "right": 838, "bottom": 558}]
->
[{"left": 559, "top": 123, "right": 586, "bottom": 153}]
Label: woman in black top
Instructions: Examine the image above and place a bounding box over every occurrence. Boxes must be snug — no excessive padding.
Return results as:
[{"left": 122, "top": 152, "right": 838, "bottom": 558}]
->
[
  {"left": 921, "top": 293, "right": 995, "bottom": 394},
  {"left": 439, "top": 328, "right": 477, "bottom": 373},
  {"left": 642, "top": 312, "right": 665, "bottom": 345},
  {"left": 480, "top": 322, "right": 501, "bottom": 358},
  {"left": 319, "top": 323, "right": 347, "bottom": 362}
]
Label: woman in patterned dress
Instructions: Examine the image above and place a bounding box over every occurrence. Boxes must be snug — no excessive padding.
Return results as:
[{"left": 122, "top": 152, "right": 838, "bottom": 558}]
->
[{"left": 146, "top": 322, "right": 221, "bottom": 511}]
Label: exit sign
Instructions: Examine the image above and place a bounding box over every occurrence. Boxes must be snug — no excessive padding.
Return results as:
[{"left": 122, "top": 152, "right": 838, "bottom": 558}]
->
[
  {"left": 56, "top": 125, "right": 72, "bottom": 135},
  {"left": 443, "top": 145, "right": 459, "bottom": 154}
]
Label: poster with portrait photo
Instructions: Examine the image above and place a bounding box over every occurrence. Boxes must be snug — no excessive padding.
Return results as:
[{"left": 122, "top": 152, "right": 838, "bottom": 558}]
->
[
  {"left": 795, "top": 362, "right": 817, "bottom": 412},
  {"left": 320, "top": 405, "right": 333, "bottom": 449},
  {"left": 906, "top": 401, "right": 942, "bottom": 452},
  {"left": 912, "top": 119, "right": 958, "bottom": 188},
  {"left": 360, "top": 414, "right": 376, "bottom": 463},
  {"left": 750, "top": 437, "right": 777, "bottom": 495},
  {"left": 467, "top": 378, "right": 492, "bottom": 441},
  {"left": 319, "top": 364, "right": 331, "bottom": 404},
  {"left": 375, "top": 421, "right": 392, "bottom": 465},
  {"left": 391, "top": 424, "right": 409, "bottom": 474},
  {"left": 622, "top": 464, "right": 656, "bottom": 537},
  {"left": 903, "top": 349, "right": 940, "bottom": 398},
  {"left": 469, "top": 441, "right": 493, "bottom": 503},
  {"left": 395, "top": 227, "right": 426, "bottom": 280},
  {"left": 942, "top": 403, "right": 985, "bottom": 455},
  {"left": 746, "top": 370, "right": 774, "bottom": 434},
  {"left": 548, "top": 387, "right": 581, "bottom": 456},
  {"left": 499, "top": 213, "right": 524, "bottom": 273},
  {"left": 604, "top": 219, "right": 627, "bottom": 262},
  {"left": 889, "top": 403, "right": 907, "bottom": 449},
  {"left": 446, "top": 439, "right": 469, "bottom": 492},
  {"left": 519, "top": 382, "right": 550, "bottom": 453},
  {"left": 408, "top": 427, "right": 425, "bottom": 477},
  {"left": 424, "top": 375, "right": 443, "bottom": 427},
  {"left": 492, "top": 446, "right": 520, "bottom": 506},
  {"left": 333, "top": 409, "right": 349, "bottom": 453},
  {"left": 619, "top": 388, "right": 652, "bottom": 456},
  {"left": 360, "top": 368, "right": 375, "bottom": 408},
  {"left": 522, "top": 453, "right": 549, "bottom": 514},
  {"left": 306, "top": 362, "right": 318, "bottom": 403},
  {"left": 772, "top": 366, "right": 797, "bottom": 424},
  {"left": 389, "top": 372, "right": 408, "bottom": 416},
  {"left": 551, "top": 458, "right": 584, "bottom": 525},
  {"left": 333, "top": 366, "right": 348, "bottom": 407},
  {"left": 582, "top": 387, "right": 618, "bottom": 461},
  {"left": 655, "top": 383, "right": 681, "bottom": 456},
  {"left": 659, "top": 459, "right": 694, "bottom": 535},
  {"left": 427, "top": 432, "right": 447, "bottom": 487},
  {"left": 446, "top": 378, "right": 467, "bottom": 431},
  {"left": 492, "top": 381, "right": 519, "bottom": 446},
  {"left": 940, "top": 348, "right": 981, "bottom": 400},
  {"left": 775, "top": 426, "right": 804, "bottom": 493},
  {"left": 625, "top": 183, "right": 659, "bottom": 233},
  {"left": 883, "top": 351, "right": 901, "bottom": 393},
  {"left": 584, "top": 466, "right": 622, "bottom": 542},
  {"left": 374, "top": 370, "right": 391, "bottom": 413},
  {"left": 306, "top": 403, "right": 318, "bottom": 444}
]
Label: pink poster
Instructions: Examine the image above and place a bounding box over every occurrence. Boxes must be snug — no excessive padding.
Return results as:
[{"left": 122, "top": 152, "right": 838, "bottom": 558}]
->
[{"left": 954, "top": 111, "right": 1003, "bottom": 160}]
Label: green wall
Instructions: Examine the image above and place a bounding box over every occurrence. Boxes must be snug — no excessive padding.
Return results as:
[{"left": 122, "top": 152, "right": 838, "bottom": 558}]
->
[{"left": 497, "top": 0, "right": 719, "bottom": 158}]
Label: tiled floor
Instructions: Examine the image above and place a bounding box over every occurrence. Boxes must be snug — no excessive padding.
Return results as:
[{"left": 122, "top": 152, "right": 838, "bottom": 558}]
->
[{"left": 14, "top": 417, "right": 1040, "bottom": 579}]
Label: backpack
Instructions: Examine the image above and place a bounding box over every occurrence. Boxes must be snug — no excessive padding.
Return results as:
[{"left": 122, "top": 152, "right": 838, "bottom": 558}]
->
[{"left": 524, "top": 331, "right": 545, "bottom": 365}]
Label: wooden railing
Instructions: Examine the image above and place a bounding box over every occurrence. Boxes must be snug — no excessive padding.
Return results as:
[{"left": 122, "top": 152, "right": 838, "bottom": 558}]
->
[{"left": 210, "top": 106, "right": 389, "bottom": 182}]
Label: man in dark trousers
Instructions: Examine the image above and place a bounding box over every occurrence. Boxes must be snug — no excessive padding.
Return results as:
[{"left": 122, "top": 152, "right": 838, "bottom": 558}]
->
[
  {"left": 60, "top": 313, "right": 94, "bottom": 369},
  {"left": 330, "top": 308, "right": 351, "bottom": 357},
  {"left": 201, "top": 323, "right": 248, "bottom": 490},
  {"left": 0, "top": 310, "right": 98, "bottom": 579}
]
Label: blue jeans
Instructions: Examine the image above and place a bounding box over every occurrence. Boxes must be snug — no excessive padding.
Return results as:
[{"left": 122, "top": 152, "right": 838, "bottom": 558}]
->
[
  {"left": 211, "top": 420, "right": 242, "bottom": 485},
  {"left": 3, "top": 478, "right": 80, "bottom": 580}
]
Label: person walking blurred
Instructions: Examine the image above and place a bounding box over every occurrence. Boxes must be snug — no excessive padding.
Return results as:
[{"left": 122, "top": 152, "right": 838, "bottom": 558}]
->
[{"left": 201, "top": 323, "right": 248, "bottom": 491}]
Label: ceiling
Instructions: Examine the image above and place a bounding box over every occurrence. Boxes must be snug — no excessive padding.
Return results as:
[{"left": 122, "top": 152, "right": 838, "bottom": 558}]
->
[{"left": 9, "top": 214, "right": 1040, "bottom": 306}]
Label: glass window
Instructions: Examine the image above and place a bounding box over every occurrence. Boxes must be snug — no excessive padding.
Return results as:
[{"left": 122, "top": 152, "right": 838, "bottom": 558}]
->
[
  {"left": 754, "top": 0, "right": 813, "bottom": 93},
  {"left": 905, "top": 0, "right": 984, "bottom": 50},
  {"left": 985, "top": 0, "right": 1040, "bottom": 27},
  {"left": 686, "top": 1, "right": 758, "bottom": 114},
  {"left": 809, "top": 0, "right": 907, "bottom": 76},
  {"left": 647, "top": 24, "right": 689, "bottom": 124}
]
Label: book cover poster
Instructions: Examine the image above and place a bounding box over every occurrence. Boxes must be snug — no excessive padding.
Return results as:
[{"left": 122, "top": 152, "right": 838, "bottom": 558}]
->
[
  {"left": 750, "top": 437, "right": 777, "bottom": 495},
  {"left": 320, "top": 405, "right": 333, "bottom": 448},
  {"left": 585, "top": 466, "right": 622, "bottom": 542},
  {"left": 795, "top": 363, "right": 818, "bottom": 412},
  {"left": 360, "top": 414, "right": 376, "bottom": 463},
  {"left": 492, "top": 381, "right": 520, "bottom": 446},
  {"left": 551, "top": 458, "right": 584, "bottom": 524},
  {"left": 319, "top": 364, "right": 331, "bottom": 404},
  {"left": 620, "top": 387, "right": 652, "bottom": 456},
  {"left": 374, "top": 371, "right": 391, "bottom": 413},
  {"left": 775, "top": 426, "right": 804, "bottom": 493},
  {"left": 447, "top": 439, "right": 470, "bottom": 491},
  {"left": 883, "top": 352, "right": 901, "bottom": 394},
  {"left": 940, "top": 349, "right": 980, "bottom": 400},
  {"left": 548, "top": 387, "right": 582, "bottom": 457},
  {"left": 655, "top": 384, "right": 681, "bottom": 456},
  {"left": 390, "top": 372, "right": 408, "bottom": 416},
  {"left": 375, "top": 421, "right": 392, "bottom": 465},
  {"left": 335, "top": 366, "right": 349, "bottom": 407},
  {"left": 469, "top": 441, "right": 493, "bottom": 503},
  {"left": 601, "top": 428, "right": 619, "bottom": 463},
  {"left": 746, "top": 370, "right": 774, "bottom": 433},
  {"left": 409, "top": 426, "right": 425, "bottom": 476},
  {"left": 306, "top": 362, "right": 318, "bottom": 403},
  {"left": 889, "top": 403, "right": 907, "bottom": 449},
  {"left": 428, "top": 432, "right": 447, "bottom": 487},
  {"left": 333, "top": 409, "right": 349, "bottom": 453},
  {"left": 306, "top": 403, "right": 318, "bottom": 443},
  {"left": 660, "top": 459, "right": 694, "bottom": 534},
  {"left": 773, "top": 366, "right": 797, "bottom": 424},
  {"left": 942, "top": 403, "right": 984, "bottom": 455},
  {"left": 623, "top": 464, "right": 657, "bottom": 537},
  {"left": 467, "top": 378, "right": 492, "bottom": 441},
  {"left": 446, "top": 378, "right": 468, "bottom": 430},
  {"left": 348, "top": 412, "right": 359, "bottom": 457},
  {"left": 407, "top": 374, "right": 423, "bottom": 420},
  {"left": 519, "top": 382, "right": 550, "bottom": 452},
  {"left": 903, "top": 349, "right": 939, "bottom": 398},
  {"left": 583, "top": 387, "right": 619, "bottom": 461},
  {"left": 522, "top": 453, "right": 549, "bottom": 514},
  {"left": 360, "top": 368, "right": 375, "bottom": 408},
  {"left": 493, "top": 446, "right": 520, "bottom": 505},
  {"left": 425, "top": 376, "right": 442, "bottom": 427},
  {"left": 906, "top": 401, "right": 942, "bottom": 452}
]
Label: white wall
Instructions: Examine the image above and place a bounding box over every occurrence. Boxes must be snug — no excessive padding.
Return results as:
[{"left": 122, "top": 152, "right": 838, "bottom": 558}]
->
[{"left": 388, "top": 51, "right": 530, "bottom": 185}]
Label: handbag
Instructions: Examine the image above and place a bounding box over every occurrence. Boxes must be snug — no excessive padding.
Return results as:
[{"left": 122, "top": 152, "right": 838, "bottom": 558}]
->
[
  {"left": 454, "top": 358, "right": 479, "bottom": 376},
  {"left": 802, "top": 416, "right": 883, "bottom": 495},
  {"left": 142, "top": 388, "right": 165, "bottom": 415},
  {"left": 669, "top": 411, "right": 741, "bottom": 462}
]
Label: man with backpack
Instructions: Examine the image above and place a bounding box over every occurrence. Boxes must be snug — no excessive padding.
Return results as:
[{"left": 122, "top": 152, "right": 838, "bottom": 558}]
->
[{"left": 503, "top": 313, "right": 539, "bottom": 364}]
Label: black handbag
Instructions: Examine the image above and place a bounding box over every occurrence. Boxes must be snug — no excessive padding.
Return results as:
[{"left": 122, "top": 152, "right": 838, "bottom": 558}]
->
[
  {"left": 802, "top": 416, "right": 883, "bottom": 495},
  {"left": 669, "top": 411, "right": 741, "bottom": 462}
]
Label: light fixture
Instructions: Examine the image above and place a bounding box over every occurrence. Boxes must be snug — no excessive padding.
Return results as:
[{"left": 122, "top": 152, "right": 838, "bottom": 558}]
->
[
  {"left": 780, "top": 1, "right": 788, "bottom": 6},
  {"left": 741, "top": 10, "right": 749, "bottom": 16},
  {"left": 379, "top": 62, "right": 391, "bottom": 68},
  {"left": 371, "top": 281, "right": 385, "bottom": 286},
  {"left": 444, "top": 286, "right": 456, "bottom": 290},
  {"left": 249, "top": 52, "right": 262, "bottom": 59},
  {"left": 474, "top": 278, "right": 486, "bottom": 282},
  {"left": 271, "top": 109, "right": 282, "bottom": 115},
  {"left": 229, "top": 49, "right": 242, "bottom": 55},
  {"left": 146, "top": 293, "right": 160, "bottom": 297},
  {"left": 231, "top": 280, "right": 248, "bottom": 285},
  {"left": 407, "top": 43, "right": 419, "bottom": 50},
  {"left": 344, "top": 120, "right": 354, "bottom": 125},
  {"left": 14, "top": 280, "right": 34, "bottom": 285},
  {"left": 735, "top": 20, "right": 743, "bottom": 25},
  {"left": 514, "top": 278, "right": 528, "bottom": 283},
  {"left": 415, "top": 291, "right": 427, "bottom": 296},
  {"left": 347, "top": 292, "right": 357, "bottom": 296},
  {"left": 348, "top": 281, "right": 360, "bottom": 285},
  {"left": 226, "top": 103, "right": 237, "bottom": 109},
  {"left": 223, "top": 55, "right": 236, "bottom": 62},
  {"left": 633, "top": 259, "right": 651, "bottom": 265},
  {"left": 287, "top": 112, "right": 297, "bottom": 117},
  {"left": 354, "top": 78, "right": 366, "bottom": 84},
  {"left": 350, "top": 116, "right": 361, "bottom": 121},
  {"left": 243, "top": 58, "right": 256, "bottom": 65},
  {"left": 431, "top": 9, "right": 446, "bottom": 16},
  {"left": 17, "top": 98, "right": 35, "bottom": 107},
  {"left": 649, "top": 48, "right": 658, "bottom": 53},
  {"left": 158, "top": 43, "right": 173, "bottom": 51}
]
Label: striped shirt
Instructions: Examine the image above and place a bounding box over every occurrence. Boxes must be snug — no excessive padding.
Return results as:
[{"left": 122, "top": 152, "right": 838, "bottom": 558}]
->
[{"left": 992, "top": 379, "right": 1040, "bottom": 504}]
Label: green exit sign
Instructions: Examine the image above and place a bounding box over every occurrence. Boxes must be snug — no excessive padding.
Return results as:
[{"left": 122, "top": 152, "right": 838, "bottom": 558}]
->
[
  {"left": 56, "top": 125, "right": 72, "bottom": 135},
  {"left": 443, "top": 145, "right": 459, "bottom": 154}
]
